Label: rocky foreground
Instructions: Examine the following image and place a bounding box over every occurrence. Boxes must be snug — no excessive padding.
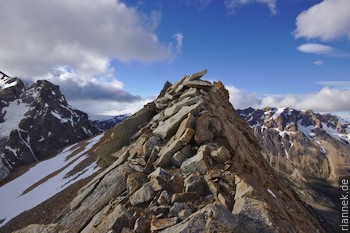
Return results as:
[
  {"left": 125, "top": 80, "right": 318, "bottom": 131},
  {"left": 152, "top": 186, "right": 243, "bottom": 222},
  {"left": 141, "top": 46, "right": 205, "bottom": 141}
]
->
[{"left": 14, "top": 71, "right": 325, "bottom": 232}]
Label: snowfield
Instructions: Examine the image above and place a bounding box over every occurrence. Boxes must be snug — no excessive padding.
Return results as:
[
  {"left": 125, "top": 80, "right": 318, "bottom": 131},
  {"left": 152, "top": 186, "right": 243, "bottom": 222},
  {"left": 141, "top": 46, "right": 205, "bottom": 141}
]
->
[{"left": 0, "top": 133, "right": 104, "bottom": 227}]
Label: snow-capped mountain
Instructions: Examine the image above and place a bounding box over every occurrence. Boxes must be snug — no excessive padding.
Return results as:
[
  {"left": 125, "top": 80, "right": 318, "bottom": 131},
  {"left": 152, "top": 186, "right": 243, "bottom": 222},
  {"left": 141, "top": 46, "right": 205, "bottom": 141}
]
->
[
  {"left": 0, "top": 72, "right": 100, "bottom": 180},
  {"left": 237, "top": 107, "right": 350, "bottom": 182},
  {"left": 90, "top": 114, "right": 129, "bottom": 131}
]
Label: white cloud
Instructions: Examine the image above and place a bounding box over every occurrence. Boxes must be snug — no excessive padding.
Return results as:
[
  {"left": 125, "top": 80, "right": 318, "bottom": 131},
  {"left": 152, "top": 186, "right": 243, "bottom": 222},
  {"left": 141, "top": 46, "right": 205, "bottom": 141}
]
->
[
  {"left": 174, "top": 33, "right": 184, "bottom": 51},
  {"left": 0, "top": 0, "right": 184, "bottom": 115},
  {"left": 226, "top": 85, "right": 262, "bottom": 109},
  {"left": 226, "top": 84, "right": 350, "bottom": 114},
  {"left": 71, "top": 97, "right": 155, "bottom": 117},
  {"left": 295, "top": 0, "right": 350, "bottom": 41},
  {"left": 313, "top": 60, "right": 324, "bottom": 65},
  {"left": 224, "top": 0, "right": 277, "bottom": 15},
  {"left": 297, "top": 43, "right": 335, "bottom": 55},
  {"left": 0, "top": 0, "right": 173, "bottom": 78},
  {"left": 35, "top": 66, "right": 141, "bottom": 102}
]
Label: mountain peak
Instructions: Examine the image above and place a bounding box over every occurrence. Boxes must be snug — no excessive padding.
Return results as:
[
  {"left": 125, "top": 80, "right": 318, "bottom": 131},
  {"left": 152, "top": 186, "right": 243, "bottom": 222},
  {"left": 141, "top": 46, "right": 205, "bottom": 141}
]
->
[
  {"left": 0, "top": 74, "right": 99, "bottom": 180},
  {"left": 12, "top": 70, "right": 324, "bottom": 233}
]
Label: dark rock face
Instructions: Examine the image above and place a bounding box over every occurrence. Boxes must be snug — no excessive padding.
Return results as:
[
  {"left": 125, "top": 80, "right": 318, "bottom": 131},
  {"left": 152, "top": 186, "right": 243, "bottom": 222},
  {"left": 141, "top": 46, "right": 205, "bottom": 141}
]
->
[
  {"left": 16, "top": 70, "right": 326, "bottom": 233},
  {"left": 0, "top": 72, "right": 100, "bottom": 178}
]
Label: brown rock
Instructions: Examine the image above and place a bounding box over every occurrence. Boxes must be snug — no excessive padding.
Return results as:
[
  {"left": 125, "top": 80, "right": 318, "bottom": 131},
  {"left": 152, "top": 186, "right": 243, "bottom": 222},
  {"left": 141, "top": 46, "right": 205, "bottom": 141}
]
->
[
  {"left": 217, "top": 192, "right": 233, "bottom": 210},
  {"left": 130, "top": 182, "right": 157, "bottom": 206},
  {"left": 178, "top": 128, "right": 195, "bottom": 145},
  {"left": 210, "top": 146, "right": 231, "bottom": 163},
  {"left": 150, "top": 217, "right": 178, "bottom": 232},
  {"left": 134, "top": 214, "right": 151, "bottom": 233},
  {"left": 157, "top": 190, "right": 170, "bottom": 205},
  {"left": 184, "top": 173, "right": 205, "bottom": 196},
  {"left": 175, "top": 113, "right": 196, "bottom": 139},
  {"left": 194, "top": 114, "right": 213, "bottom": 144},
  {"left": 171, "top": 192, "right": 200, "bottom": 203},
  {"left": 169, "top": 202, "right": 192, "bottom": 217},
  {"left": 126, "top": 172, "right": 148, "bottom": 194},
  {"left": 170, "top": 151, "right": 186, "bottom": 167},
  {"left": 96, "top": 204, "right": 131, "bottom": 233},
  {"left": 165, "top": 174, "right": 184, "bottom": 194}
]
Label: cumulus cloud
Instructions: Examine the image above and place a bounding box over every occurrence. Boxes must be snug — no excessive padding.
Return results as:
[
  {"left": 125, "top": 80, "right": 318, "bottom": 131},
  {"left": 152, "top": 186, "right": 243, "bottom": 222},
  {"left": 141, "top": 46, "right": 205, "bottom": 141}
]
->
[
  {"left": 297, "top": 43, "right": 336, "bottom": 55},
  {"left": 0, "top": 0, "right": 174, "bottom": 78},
  {"left": 0, "top": 0, "right": 183, "bottom": 115},
  {"left": 295, "top": 0, "right": 350, "bottom": 41},
  {"left": 224, "top": 0, "right": 277, "bottom": 15},
  {"left": 313, "top": 60, "right": 324, "bottom": 66},
  {"left": 226, "top": 84, "right": 350, "bottom": 114},
  {"left": 35, "top": 66, "right": 141, "bottom": 102},
  {"left": 71, "top": 97, "right": 155, "bottom": 117}
]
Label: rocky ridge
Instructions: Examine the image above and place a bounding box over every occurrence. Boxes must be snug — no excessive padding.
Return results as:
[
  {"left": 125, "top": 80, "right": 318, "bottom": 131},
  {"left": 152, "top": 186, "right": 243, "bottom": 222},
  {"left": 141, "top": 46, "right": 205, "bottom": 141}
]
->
[
  {"left": 15, "top": 70, "right": 325, "bottom": 232},
  {"left": 0, "top": 71, "right": 100, "bottom": 179}
]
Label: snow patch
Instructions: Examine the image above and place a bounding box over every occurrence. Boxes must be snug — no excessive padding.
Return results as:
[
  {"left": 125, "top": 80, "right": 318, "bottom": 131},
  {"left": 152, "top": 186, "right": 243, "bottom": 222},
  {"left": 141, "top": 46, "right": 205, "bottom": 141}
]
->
[
  {"left": 0, "top": 100, "right": 30, "bottom": 138},
  {"left": 0, "top": 133, "right": 105, "bottom": 226},
  {"left": 267, "top": 188, "right": 276, "bottom": 198},
  {"left": 297, "top": 122, "right": 315, "bottom": 139},
  {"left": 321, "top": 122, "right": 350, "bottom": 144}
]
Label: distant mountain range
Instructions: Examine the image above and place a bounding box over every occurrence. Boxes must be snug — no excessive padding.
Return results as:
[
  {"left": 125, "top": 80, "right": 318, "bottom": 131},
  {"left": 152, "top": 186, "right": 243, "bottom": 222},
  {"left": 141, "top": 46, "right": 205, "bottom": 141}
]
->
[
  {"left": 90, "top": 114, "right": 129, "bottom": 131},
  {"left": 0, "top": 71, "right": 100, "bottom": 180}
]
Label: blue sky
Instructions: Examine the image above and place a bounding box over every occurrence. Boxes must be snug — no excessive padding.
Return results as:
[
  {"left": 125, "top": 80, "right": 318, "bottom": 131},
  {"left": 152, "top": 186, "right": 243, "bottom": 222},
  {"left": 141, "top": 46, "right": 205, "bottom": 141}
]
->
[{"left": 1, "top": 0, "right": 349, "bottom": 118}]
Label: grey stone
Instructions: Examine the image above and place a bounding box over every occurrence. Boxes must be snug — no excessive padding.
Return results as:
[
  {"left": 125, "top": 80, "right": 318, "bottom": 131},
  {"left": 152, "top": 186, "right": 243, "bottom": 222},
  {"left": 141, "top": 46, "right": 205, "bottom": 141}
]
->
[
  {"left": 184, "top": 173, "right": 205, "bottom": 196},
  {"left": 159, "top": 204, "right": 236, "bottom": 233},
  {"left": 169, "top": 202, "right": 191, "bottom": 217},
  {"left": 150, "top": 217, "right": 178, "bottom": 232},
  {"left": 13, "top": 224, "right": 59, "bottom": 233},
  {"left": 153, "top": 101, "right": 203, "bottom": 140},
  {"left": 171, "top": 192, "right": 200, "bottom": 203},
  {"left": 96, "top": 204, "right": 131, "bottom": 233},
  {"left": 126, "top": 172, "right": 148, "bottom": 194},
  {"left": 194, "top": 114, "right": 213, "bottom": 145},
  {"left": 210, "top": 146, "right": 231, "bottom": 163},
  {"left": 130, "top": 182, "right": 157, "bottom": 206},
  {"left": 185, "top": 69, "right": 208, "bottom": 81},
  {"left": 59, "top": 165, "right": 131, "bottom": 232},
  {"left": 154, "top": 139, "right": 183, "bottom": 168},
  {"left": 157, "top": 190, "right": 170, "bottom": 205},
  {"left": 182, "top": 80, "right": 212, "bottom": 90},
  {"left": 170, "top": 151, "right": 186, "bottom": 167},
  {"left": 180, "top": 146, "right": 210, "bottom": 175}
]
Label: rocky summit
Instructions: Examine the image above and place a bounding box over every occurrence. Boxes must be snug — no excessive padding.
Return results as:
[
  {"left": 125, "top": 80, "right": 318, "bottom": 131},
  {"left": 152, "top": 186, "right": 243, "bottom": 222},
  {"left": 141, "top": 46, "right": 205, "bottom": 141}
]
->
[
  {"left": 14, "top": 70, "right": 325, "bottom": 233},
  {"left": 0, "top": 71, "right": 99, "bottom": 180}
]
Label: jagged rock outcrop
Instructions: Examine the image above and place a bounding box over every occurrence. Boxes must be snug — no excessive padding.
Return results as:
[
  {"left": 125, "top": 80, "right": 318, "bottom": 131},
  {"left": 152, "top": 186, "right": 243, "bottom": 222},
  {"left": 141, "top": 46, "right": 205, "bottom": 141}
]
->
[
  {"left": 0, "top": 72, "right": 100, "bottom": 179},
  {"left": 16, "top": 70, "right": 325, "bottom": 232}
]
